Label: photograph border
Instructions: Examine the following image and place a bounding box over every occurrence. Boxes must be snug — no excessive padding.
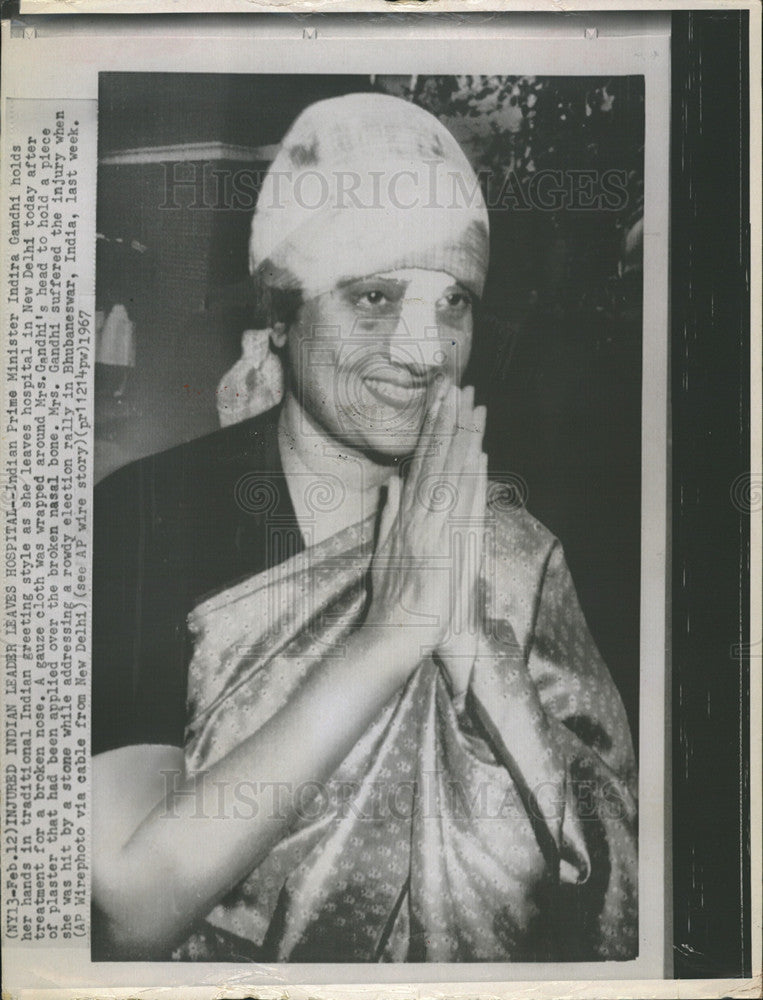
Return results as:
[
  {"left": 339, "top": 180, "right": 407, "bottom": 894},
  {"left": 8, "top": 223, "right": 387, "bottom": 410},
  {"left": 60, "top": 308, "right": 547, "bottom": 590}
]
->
[{"left": 0, "top": 4, "right": 759, "bottom": 998}]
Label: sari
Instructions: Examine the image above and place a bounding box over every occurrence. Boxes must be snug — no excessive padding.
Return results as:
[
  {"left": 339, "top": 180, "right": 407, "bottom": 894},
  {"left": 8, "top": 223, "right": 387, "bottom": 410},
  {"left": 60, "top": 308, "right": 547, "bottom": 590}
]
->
[{"left": 173, "top": 499, "right": 638, "bottom": 963}]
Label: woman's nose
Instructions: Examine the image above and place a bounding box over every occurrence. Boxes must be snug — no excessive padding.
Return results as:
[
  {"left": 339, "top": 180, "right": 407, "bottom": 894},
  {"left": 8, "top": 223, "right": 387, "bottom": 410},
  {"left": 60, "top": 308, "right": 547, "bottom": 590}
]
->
[{"left": 388, "top": 298, "right": 444, "bottom": 371}]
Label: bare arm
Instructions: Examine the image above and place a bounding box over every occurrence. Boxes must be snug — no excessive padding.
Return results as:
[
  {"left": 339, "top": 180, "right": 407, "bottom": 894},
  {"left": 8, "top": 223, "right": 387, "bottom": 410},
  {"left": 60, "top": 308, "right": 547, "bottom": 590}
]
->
[{"left": 92, "top": 625, "right": 419, "bottom": 958}]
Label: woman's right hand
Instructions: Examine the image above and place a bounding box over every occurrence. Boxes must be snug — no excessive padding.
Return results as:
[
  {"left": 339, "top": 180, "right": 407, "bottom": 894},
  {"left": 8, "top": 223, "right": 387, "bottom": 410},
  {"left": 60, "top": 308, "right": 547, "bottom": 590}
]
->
[{"left": 365, "top": 381, "right": 487, "bottom": 680}]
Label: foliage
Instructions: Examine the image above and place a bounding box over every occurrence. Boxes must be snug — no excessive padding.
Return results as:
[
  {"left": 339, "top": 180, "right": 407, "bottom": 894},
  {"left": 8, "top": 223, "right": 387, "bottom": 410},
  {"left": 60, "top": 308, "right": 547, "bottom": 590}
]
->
[
  {"left": 406, "top": 74, "right": 644, "bottom": 224},
  {"left": 382, "top": 74, "right": 645, "bottom": 319}
]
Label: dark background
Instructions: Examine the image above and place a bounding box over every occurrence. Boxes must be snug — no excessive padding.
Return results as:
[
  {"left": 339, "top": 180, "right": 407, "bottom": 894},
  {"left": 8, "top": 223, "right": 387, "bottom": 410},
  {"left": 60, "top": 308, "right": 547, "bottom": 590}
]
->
[{"left": 96, "top": 71, "right": 645, "bottom": 756}]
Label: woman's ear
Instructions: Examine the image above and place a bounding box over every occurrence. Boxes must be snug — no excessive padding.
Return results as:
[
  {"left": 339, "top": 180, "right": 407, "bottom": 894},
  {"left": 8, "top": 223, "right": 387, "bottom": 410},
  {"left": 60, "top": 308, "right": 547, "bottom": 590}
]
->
[{"left": 270, "top": 322, "right": 287, "bottom": 350}]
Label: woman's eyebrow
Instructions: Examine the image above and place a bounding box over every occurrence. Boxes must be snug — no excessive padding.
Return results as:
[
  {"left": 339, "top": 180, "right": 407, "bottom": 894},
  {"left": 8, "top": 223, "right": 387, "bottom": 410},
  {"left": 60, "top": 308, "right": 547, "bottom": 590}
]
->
[{"left": 336, "top": 276, "right": 408, "bottom": 292}]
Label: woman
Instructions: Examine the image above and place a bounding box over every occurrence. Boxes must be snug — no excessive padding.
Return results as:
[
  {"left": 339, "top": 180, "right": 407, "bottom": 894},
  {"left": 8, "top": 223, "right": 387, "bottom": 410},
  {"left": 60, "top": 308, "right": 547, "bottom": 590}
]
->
[{"left": 92, "top": 93, "right": 637, "bottom": 963}]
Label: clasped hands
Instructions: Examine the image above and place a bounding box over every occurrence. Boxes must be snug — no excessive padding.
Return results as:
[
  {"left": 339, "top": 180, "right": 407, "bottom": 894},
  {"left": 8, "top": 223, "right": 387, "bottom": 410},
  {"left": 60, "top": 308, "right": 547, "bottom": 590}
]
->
[{"left": 366, "top": 380, "right": 490, "bottom": 700}]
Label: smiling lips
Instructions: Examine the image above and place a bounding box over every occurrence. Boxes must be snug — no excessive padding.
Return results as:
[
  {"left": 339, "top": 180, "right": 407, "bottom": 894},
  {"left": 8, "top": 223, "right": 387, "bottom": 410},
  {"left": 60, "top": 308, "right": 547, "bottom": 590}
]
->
[{"left": 362, "top": 371, "right": 432, "bottom": 409}]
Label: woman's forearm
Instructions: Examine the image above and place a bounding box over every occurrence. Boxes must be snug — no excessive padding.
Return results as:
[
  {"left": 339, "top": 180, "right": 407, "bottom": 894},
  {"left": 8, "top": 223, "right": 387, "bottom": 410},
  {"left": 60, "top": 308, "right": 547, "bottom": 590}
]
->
[{"left": 98, "top": 626, "right": 418, "bottom": 957}]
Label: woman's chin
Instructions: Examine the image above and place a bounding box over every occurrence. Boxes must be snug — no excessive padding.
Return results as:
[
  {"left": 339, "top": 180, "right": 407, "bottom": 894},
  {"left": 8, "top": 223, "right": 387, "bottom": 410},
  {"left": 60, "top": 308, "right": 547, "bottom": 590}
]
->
[
  {"left": 367, "top": 436, "right": 418, "bottom": 460},
  {"left": 343, "top": 427, "right": 420, "bottom": 461},
  {"left": 334, "top": 409, "right": 423, "bottom": 459}
]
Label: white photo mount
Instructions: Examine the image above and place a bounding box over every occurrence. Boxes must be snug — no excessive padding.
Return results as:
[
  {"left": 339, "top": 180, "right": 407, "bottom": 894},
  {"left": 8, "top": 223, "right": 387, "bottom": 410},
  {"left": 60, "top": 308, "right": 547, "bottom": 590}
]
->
[{"left": 0, "top": 7, "right": 759, "bottom": 1000}]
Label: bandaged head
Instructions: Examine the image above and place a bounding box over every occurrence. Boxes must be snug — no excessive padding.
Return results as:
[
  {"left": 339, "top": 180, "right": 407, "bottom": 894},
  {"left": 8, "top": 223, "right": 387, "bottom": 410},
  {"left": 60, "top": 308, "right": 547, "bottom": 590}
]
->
[{"left": 249, "top": 93, "right": 490, "bottom": 302}]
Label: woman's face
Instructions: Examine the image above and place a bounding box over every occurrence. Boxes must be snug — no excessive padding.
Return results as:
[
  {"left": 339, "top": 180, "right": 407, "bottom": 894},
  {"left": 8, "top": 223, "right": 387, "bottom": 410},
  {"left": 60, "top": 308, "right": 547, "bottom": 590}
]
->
[{"left": 284, "top": 268, "right": 474, "bottom": 459}]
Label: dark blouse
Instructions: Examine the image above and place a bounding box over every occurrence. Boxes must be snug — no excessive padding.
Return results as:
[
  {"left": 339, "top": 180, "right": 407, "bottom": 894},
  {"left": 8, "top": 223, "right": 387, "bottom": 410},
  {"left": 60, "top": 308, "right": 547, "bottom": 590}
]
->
[{"left": 91, "top": 407, "right": 302, "bottom": 756}]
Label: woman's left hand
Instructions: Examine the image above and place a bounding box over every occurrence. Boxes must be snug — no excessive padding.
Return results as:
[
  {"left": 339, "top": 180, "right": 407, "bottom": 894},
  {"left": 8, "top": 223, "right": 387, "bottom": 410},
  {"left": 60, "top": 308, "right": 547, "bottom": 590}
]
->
[{"left": 434, "top": 397, "right": 488, "bottom": 701}]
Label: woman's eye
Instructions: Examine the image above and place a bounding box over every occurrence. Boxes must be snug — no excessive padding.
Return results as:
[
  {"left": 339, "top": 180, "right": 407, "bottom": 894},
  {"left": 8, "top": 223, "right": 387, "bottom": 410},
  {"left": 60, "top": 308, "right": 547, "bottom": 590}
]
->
[
  {"left": 442, "top": 291, "right": 472, "bottom": 311},
  {"left": 344, "top": 281, "right": 401, "bottom": 316},
  {"left": 357, "top": 290, "right": 388, "bottom": 307}
]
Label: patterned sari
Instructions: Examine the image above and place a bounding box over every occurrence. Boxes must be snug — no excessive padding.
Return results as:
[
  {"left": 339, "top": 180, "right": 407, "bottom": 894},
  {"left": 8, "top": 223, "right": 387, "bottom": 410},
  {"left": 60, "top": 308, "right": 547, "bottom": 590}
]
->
[{"left": 173, "top": 500, "right": 637, "bottom": 963}]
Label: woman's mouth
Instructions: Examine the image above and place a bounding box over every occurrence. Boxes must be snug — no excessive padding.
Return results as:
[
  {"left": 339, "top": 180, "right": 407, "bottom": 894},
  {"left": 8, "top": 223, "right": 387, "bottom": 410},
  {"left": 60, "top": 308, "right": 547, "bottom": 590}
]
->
[{"left": 362, "top": 375, "right": 430, "bottom": 409}]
